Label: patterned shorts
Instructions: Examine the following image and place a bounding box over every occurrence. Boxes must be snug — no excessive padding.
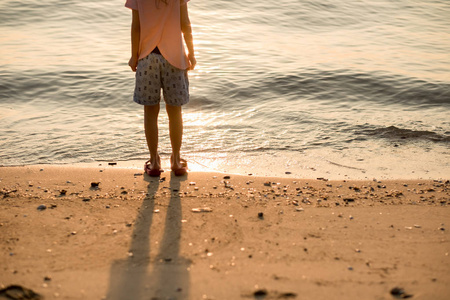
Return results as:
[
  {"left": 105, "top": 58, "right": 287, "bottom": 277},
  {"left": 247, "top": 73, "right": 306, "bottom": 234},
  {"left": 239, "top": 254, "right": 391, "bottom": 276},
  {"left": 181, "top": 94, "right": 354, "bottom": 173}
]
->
[{"left": 133, "top": 53, "right": 189, "bottom": 106}]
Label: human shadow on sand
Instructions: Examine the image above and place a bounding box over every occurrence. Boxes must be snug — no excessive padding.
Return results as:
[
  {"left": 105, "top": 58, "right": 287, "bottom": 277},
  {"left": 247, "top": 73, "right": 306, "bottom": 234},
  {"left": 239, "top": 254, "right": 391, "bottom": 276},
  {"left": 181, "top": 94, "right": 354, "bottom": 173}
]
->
[{"left": 106, "top": 174, "right": 190, "bottom": 300}]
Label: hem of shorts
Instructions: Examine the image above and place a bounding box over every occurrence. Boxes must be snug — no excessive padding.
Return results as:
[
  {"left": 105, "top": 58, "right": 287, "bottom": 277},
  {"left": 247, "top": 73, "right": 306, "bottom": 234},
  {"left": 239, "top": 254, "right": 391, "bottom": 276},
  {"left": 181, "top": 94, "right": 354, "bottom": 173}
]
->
[{"left": 133, "top": 99, "right": 189, "bottom": 107}]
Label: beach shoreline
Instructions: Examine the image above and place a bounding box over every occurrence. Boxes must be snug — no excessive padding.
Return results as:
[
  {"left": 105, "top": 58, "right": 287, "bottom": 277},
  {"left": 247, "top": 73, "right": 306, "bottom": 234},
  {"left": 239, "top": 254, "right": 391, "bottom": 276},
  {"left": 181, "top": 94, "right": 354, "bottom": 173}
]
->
[{"left": 0, "top": 165, "right": 449, "bottom": 299}]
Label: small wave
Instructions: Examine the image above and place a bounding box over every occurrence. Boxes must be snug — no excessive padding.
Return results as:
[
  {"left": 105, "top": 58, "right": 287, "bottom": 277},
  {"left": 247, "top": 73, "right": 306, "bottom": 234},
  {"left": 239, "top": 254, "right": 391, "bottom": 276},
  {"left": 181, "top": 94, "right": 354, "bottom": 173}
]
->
[
  {"left": 356, "top": 125, "right": 450, "bottom": 142},
  {"left": 225, "top": 69, "right": 450, "bottom": 108},
  {"left": 0, "top": 70, "right": 131, "bottom": 108}
]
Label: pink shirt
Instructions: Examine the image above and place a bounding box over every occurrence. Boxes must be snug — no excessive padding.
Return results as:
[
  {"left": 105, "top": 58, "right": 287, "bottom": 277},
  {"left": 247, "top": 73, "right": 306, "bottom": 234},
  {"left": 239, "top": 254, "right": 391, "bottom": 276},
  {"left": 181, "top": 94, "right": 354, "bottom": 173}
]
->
[{"left": 125, "top": 0, "right": 190, "bottom": 70}]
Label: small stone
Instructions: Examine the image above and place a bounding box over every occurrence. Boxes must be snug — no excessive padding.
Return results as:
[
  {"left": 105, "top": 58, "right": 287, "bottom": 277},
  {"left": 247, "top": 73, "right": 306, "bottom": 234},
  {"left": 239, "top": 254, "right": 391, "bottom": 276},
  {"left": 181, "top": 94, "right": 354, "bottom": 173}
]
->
[
  {"left": 264, "top": 181, "right": 271, "bottom": 187},
  {"left": 37, "top": 205, "right": 47, "bottom": 211},
  {"left": 108, "top": 162, "right": 117, "bottom": 166},
  {"left": 390, "top": 287, "right": 413, "bottom": 298},
  {"left": 253, "top": 289, "right": 267, "bottom": 297},
  {"left": 59, "top": 190, "right": 67, "bottom": 196},
  {"left": 191, "top": 207, "right": 213, "bottom": 213},
  {"left": 44, "top": 276, "right": 52, "bottom": 281},
  {"left": 258, "top": 212, "right": 264, "bottom": 219},
  {"left": 223, "top": 175, "right": 231, "bottom": 179},
  {"left": 91, "top": 182, "right": 100, "bottom": 188},
  {"left": 285, "top": 171, "right": 292, "bottom": 174}
]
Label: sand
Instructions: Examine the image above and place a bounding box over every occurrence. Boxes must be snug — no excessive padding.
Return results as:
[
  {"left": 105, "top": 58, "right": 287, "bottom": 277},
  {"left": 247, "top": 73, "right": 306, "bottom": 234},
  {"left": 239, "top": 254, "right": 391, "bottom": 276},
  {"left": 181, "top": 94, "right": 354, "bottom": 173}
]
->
[{"left": 0, "top": 165, "right": 449, "bottom": 300}]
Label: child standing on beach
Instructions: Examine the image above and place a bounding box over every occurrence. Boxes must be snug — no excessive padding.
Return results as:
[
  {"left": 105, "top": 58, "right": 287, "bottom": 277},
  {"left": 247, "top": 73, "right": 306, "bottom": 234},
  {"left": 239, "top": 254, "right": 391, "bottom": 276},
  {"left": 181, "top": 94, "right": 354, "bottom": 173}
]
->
[{"left": 125, "top": 0, "right": 196, "bottom": 176}]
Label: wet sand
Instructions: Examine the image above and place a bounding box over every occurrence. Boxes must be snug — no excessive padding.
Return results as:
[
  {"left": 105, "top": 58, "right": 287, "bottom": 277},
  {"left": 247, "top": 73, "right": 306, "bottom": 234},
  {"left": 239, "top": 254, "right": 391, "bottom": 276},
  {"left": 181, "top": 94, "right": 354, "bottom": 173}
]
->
[{"left": 0, "top": 165, "right": 449, "bottom": 300}]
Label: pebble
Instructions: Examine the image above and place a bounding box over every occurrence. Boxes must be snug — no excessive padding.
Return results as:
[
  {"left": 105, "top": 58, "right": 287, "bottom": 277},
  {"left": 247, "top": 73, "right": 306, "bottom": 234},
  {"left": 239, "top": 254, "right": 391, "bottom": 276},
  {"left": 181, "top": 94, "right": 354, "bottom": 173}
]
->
[
  {"left": 191, "top": 207, "right": 213, "bottom": 213},
  {"left": 223, "top": 175, "right": 231, "bottom": 179},
  {"left": 91, "top": 182, "right": 100, "bottom": 188},
  {"left": 258, "top": 212, "right": 264, "bottom": 219},
  {"left": 253, "top": 289, "right": 268, "bottom": 297},
  {"left": 390, "top": 287, "right": 412, "bottom": 298},
  {"left": 37, "top": 205, "right": 47, "bottom": 211}
]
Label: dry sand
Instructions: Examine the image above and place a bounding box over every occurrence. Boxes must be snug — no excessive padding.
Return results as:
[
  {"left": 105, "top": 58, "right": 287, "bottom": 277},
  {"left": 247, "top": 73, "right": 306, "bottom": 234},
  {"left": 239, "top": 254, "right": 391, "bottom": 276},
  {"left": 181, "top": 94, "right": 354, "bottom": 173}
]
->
[{"left": 0, "top": 165, "right": 449, "bottom": 300}]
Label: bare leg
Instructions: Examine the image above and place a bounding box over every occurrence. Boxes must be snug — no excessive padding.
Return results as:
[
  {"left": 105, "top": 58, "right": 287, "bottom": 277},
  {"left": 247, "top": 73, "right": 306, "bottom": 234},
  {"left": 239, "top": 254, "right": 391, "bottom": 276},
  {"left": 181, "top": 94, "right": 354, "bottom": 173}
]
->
[
  {"left": 165, "top": 104, "right": 185, "bottom": 171},
  {"left": 144, "top": 104, "right": 161, "bottom": 170}
]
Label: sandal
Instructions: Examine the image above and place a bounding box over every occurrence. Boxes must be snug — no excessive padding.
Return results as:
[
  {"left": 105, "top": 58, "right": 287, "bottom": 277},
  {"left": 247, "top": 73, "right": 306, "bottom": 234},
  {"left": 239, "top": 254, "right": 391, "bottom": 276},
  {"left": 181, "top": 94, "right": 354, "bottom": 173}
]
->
[
  {"left": 144, "top": 160, "right": 163, "bottom": 177},
  {"left": 171, "top": 158, "right": 188, "bottom": 176}
]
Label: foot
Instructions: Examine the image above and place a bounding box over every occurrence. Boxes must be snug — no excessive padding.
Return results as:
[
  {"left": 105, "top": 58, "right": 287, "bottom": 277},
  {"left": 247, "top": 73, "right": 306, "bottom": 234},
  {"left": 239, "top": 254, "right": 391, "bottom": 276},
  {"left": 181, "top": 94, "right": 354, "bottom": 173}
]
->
[
  {"left": 144, "top": 156, "right": 163, "bottom": 177},
  {"left": 171, "top": 155, "right": 188, "bottom": 176}
]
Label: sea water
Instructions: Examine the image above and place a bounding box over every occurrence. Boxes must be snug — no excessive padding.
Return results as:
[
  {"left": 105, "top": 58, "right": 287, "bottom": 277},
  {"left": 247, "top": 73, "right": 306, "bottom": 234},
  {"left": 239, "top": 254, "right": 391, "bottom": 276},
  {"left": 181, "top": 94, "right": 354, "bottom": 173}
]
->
[{"left": 0, "top": 0, "right": 449, "bottom": 179}]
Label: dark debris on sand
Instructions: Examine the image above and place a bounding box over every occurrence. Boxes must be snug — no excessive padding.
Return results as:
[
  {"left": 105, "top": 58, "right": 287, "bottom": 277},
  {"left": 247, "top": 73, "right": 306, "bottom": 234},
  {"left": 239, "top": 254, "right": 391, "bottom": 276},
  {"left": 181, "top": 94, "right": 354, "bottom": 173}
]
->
[{"left": 0, "top": 285, "right": 42, "bottom": 300}]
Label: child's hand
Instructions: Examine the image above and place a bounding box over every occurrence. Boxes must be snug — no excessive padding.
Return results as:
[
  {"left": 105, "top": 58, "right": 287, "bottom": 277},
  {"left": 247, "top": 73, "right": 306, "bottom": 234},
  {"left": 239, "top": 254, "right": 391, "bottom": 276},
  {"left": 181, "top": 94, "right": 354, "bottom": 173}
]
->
[
  {"left": 188, "top": 53, "right": 196, "bottom": 70},
  {"left": 128, "top": 56, "right": 138, "bottom": 72}
]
